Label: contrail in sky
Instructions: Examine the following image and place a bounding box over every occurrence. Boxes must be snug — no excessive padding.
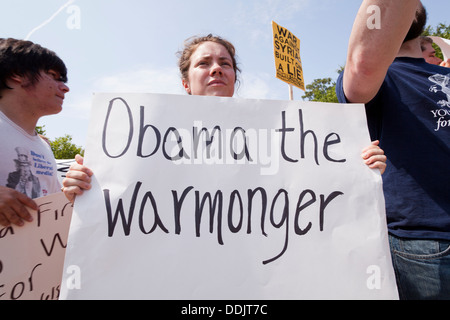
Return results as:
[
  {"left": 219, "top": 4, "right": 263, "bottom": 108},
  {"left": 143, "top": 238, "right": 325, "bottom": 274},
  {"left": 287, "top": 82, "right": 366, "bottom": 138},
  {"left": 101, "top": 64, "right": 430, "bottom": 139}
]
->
[{"left": 25, "top": 0, "right": 75, "bottom": 40}]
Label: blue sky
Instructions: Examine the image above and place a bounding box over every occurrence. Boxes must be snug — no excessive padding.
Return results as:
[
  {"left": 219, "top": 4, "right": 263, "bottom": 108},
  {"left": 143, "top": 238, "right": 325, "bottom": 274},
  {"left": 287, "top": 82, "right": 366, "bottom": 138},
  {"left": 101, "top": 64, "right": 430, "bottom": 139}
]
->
[{"left": 1, "top": 0, "right": 448, "bottom": 147}]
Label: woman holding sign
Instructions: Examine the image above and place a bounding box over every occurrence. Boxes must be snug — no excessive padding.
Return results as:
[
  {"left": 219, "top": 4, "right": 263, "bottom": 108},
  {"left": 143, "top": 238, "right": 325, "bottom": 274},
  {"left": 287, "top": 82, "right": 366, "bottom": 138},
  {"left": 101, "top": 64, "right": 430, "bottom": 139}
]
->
[{"left": 62, "top": 34, "right": 386, "bottom": 202}]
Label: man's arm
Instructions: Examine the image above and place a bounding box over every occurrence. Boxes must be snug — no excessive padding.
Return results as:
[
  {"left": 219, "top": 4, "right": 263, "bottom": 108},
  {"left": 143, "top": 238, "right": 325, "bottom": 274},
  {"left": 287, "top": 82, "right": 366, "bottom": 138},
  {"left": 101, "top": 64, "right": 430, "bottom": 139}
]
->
[{"left": 343, "top": 0, "right": 420, "bottom": 103}]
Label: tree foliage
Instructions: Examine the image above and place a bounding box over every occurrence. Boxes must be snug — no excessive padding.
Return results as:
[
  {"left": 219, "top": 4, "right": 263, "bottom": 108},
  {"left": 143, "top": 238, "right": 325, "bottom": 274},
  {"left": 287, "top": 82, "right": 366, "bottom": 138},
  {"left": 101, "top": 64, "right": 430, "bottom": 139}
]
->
[
  {"left": 35, "top": 125, "right": 46, "bottom": 136},
  {"left": 36, "top": 125, "right": 84, "bottom": 159},
  {"left": 302, "top": 67, "right": 343, "bottom": 103},
  {"left": 50, "top": 134, "right": 84, "bottom": 159},
  {"left": 302, "top": 77, "right": 338, "bottom": 103}
]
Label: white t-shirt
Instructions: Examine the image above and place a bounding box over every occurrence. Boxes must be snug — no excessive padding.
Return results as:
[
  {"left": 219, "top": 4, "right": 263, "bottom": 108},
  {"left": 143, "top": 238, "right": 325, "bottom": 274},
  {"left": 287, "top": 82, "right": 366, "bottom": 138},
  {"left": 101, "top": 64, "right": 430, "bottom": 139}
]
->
[{"left": 0, "top": 111, "right": 61, "bottom": 199}]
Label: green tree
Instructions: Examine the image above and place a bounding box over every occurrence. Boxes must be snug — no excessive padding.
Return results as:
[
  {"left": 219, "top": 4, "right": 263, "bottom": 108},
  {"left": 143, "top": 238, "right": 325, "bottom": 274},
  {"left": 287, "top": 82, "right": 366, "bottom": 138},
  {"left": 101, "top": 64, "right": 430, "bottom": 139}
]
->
[
  {"left": 423, "top": 23, "right": 450, "bottom": 60},
  {"left": 302, "top": 67, "right": 343, "bottom": 103},
  {"left": 35, "top": 125, "right": 46, "bottom": 135},
  {"left": 302, "top": 77, "right": 338, "bottom": 103},
  {"left": 50, "top": 134, "right": 84, "bottom": 159}
]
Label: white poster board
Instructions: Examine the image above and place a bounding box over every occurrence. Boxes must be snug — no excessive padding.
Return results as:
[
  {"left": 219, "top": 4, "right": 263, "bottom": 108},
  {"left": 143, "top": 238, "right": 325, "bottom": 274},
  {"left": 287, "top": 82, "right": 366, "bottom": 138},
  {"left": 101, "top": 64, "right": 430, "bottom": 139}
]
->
[
  {"left": 0, "top": 192, "right": 73, "bottom": 300},
  {"left": 430, "top": 36, "right": 450, "bottom": 61},
  {"left": 60, "top": 93, "right": 398, "bottom": 299},
  {"left": 56, "top": 159, "right": 76, "bottom": 184}
]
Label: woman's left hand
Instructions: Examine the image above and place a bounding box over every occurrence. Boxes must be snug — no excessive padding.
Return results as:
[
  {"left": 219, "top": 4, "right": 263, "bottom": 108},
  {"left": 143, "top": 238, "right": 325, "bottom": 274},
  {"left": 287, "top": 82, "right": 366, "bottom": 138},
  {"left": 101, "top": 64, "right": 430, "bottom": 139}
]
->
[{"left": 362, "top": 140, "right": 387, "bottom": 174}]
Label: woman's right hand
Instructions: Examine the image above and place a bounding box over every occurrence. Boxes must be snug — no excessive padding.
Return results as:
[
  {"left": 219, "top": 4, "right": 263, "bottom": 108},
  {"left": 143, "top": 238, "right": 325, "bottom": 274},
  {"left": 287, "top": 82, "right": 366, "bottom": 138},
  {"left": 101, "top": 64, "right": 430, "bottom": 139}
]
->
[{"left": 62, "top": 154, "right": 93, "bottom": 203}]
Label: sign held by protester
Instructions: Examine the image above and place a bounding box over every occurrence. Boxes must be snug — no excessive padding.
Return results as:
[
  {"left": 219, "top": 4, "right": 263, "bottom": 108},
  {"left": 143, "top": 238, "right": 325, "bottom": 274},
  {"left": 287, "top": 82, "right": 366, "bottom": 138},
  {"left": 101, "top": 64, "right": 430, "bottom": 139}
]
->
[
  {"left": 56, "top": 159, "right": 77, "bottom": 183},
  {"left": 0, "top": 192, "right": 73, "bottom": 300},
  {"left": 60, "top": 93, "right": 398, "bottom": 299},
  {"left": 430, "top": 36, "right": 450, "bottom": 61},
  {"left": 272, "top": 21, "right": 305, "bottom": 91}
]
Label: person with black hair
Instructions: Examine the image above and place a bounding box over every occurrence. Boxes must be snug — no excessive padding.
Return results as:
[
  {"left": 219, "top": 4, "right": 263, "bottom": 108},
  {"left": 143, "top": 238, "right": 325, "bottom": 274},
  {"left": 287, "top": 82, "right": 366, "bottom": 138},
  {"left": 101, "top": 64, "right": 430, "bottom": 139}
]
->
[{"left": 0, "top": 38, "right": 69, "bottom": 227}]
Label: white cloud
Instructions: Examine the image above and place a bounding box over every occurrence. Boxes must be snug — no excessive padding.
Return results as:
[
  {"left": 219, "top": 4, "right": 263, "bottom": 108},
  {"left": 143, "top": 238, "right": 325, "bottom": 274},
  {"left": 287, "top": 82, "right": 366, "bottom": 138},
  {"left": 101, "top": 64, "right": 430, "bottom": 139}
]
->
[
  {"left": 92, "top": 66, "right": 185, "bottom": 95},
  {"left": 231, "top": 0, "right": 311, "bottom": 44},
  {"left": 89, "top": 66, "right": 276, "bottom": 101},
  {"left": 60, "top": 66, "right": 184, "bottom": 123},
  {"left": 233, "top": 0, "right": 310, "bottom": 26},
  {"left": 62, "top": 66, "right": 279, "bottom": 124},
  {"left": 236, "top": 72, "right": 273, "bottom": 100}
]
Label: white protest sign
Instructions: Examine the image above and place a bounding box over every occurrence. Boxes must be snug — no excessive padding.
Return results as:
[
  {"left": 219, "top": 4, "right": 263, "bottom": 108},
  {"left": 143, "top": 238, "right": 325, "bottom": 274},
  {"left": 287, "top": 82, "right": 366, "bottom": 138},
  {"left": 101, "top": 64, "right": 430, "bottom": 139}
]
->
[
  {"left": 56, "top": 159, "right": 76, "bottom": 184},
  {"left": 430, "top": 36, "right": 450, "bottom": 61},
  {"left": 0, "top": 192, "right": 73, "bottom": 300},
  {"left": 60, "top": 93, "right": 398, "bottom": 300}
]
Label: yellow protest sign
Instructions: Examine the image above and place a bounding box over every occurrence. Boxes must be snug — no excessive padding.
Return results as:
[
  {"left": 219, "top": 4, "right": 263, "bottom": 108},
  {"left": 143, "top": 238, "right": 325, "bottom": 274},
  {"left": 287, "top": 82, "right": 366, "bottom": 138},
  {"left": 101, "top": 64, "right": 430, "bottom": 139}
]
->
[{"left": 272, "top": 21, "right": 305, "bottom": 91}]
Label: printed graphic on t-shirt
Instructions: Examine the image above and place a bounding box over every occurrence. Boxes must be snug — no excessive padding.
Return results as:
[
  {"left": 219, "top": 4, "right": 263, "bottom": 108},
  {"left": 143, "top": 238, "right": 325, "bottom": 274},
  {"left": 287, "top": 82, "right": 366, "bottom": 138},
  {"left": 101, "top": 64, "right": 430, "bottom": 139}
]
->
[
  {"left": 428, "top": 72, "right": 450, "bottom": 131},
  {"left": 5, "top": 147, "right": 54, "bottom": 198}
]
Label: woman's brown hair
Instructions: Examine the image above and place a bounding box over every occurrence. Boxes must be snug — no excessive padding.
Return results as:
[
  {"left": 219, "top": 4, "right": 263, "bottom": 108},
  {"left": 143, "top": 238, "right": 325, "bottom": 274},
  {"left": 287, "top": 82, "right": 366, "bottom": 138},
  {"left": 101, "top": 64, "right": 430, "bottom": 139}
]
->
[{"left": 177, "top": 34, "right": 240, "bottom": 85}]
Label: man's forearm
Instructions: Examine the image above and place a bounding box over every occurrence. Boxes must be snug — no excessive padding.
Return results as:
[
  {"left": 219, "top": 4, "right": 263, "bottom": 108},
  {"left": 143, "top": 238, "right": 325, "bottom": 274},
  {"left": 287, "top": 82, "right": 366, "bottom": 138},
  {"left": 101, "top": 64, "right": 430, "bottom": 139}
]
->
[{"left": 343, "top": 0, "right": 420, "bottom": 103}]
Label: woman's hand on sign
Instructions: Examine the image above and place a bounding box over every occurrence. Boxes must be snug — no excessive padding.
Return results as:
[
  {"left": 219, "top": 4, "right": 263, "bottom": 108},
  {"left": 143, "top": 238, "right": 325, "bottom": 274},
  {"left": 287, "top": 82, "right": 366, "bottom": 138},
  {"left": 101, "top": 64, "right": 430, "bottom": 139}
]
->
[
  {"left": 362, "top": 140, "right": 387, "bottom": 175},
  {"left": 62, "top": 154, "right": 93, "bottom": 203}
]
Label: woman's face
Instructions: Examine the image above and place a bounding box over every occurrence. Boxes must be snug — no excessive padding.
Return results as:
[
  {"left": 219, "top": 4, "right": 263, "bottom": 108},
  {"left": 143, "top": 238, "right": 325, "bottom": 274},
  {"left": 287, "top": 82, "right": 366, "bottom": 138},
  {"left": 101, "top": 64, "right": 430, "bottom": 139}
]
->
[{"left": 183, "top": 41, "right": 236, "bottom": 97}]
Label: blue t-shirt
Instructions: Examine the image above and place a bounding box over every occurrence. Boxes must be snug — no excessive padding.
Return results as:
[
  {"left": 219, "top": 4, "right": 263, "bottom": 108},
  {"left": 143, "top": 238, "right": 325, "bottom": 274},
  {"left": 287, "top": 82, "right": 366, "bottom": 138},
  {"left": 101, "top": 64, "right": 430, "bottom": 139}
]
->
[{"left": 337, "top": 57, "right": 450, "bottom": 241}]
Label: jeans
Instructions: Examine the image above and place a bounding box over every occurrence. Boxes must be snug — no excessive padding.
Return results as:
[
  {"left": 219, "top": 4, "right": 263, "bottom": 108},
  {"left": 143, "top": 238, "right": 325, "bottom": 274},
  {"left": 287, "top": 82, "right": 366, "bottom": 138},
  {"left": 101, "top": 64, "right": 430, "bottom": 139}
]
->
[{"left": 389, "top": 234, "right": 450, "bottom": 300}]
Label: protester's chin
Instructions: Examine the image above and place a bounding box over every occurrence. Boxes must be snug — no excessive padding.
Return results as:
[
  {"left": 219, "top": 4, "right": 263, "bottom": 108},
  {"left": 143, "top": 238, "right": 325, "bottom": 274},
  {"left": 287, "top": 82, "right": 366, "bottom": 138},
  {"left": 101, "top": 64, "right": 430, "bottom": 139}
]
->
[
  {"left": 48, "top": 105, "right": 63, "bottom": 115},
  {"left": 206, "top": 88, "right": 234, "bottom": 97}
]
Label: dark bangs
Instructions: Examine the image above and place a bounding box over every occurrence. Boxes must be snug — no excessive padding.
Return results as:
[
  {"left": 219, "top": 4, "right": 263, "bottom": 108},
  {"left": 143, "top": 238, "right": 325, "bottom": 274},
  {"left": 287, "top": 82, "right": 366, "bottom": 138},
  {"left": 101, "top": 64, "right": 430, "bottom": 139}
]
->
[{"left": 0, "top": 38, "right": 68, "bottom": 92}]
